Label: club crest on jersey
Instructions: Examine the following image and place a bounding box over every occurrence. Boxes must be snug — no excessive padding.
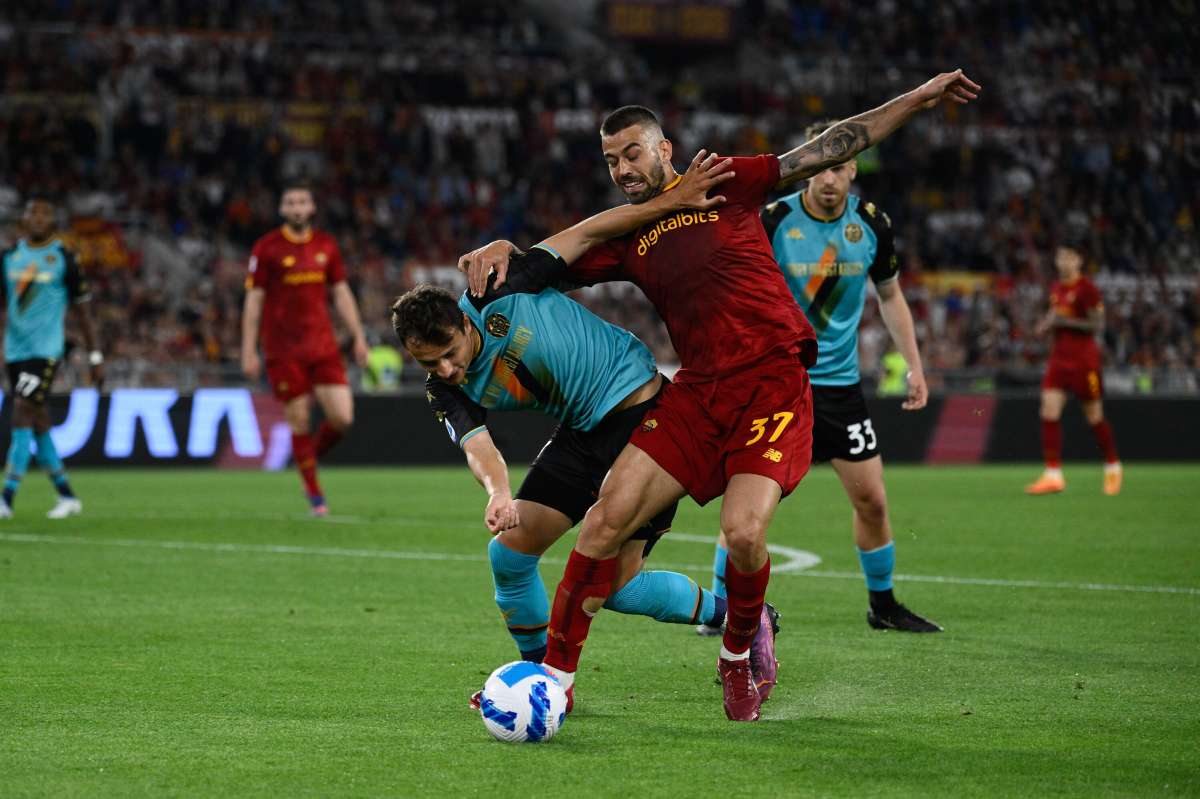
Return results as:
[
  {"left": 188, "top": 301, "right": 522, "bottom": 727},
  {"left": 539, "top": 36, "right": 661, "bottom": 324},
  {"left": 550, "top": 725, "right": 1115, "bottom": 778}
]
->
[
  {"left": 786, "top": 227, "right": 805, "bottom": 240},
  {"left": 641, "top": 418, "right": 658, "bottom": 433},
  {"left": 282, "top": 255, "right": 296, "bottom": 267},
  {"left": 486, "top": 313, "right": 511, "bottom": 338},
  {"left": 316, "top": 252, "right": 327, "bottom": 264},
  {"left": 844, "top": 223, "right": 863, "bottom": 243}
]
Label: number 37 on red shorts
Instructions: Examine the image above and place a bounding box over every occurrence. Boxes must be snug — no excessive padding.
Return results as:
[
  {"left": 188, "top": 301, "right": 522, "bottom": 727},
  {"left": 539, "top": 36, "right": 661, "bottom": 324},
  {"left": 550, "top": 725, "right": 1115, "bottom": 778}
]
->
[{"left": 629, "top": 357, "right": 814, "bottom": 506}]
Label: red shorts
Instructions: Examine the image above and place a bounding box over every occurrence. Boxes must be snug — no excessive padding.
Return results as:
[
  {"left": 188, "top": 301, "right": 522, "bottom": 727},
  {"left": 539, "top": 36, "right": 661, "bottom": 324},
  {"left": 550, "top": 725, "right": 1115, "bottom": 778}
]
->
[
  {"left": 265, "top": 352, "right": 347, "bottom": 402},
  {"left": 629, "top": 357, "right": 813, "bottom": 506},
  {"left": 1043, "top": 361, "right": 1103, "bottom": 401}
]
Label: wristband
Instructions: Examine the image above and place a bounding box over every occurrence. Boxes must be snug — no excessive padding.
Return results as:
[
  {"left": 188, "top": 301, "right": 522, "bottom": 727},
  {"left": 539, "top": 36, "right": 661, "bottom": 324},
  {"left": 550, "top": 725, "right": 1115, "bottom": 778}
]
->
[{"left": 88, "top": 350, "right": 104, "bottom": 366}]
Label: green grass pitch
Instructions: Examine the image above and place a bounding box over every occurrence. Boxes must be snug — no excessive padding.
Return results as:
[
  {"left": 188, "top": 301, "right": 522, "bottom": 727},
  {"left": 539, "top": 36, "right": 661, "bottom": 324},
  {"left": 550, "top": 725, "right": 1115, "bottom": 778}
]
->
[{"left": 2, "top": 464, "right": 1197, "bottom": 797}]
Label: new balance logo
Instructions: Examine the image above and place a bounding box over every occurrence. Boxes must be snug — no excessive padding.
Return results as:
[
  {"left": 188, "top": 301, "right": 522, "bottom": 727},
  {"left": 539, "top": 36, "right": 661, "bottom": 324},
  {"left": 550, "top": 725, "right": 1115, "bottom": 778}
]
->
[{"left": 763, "top": 448, "right": 783, "bottom": 463}]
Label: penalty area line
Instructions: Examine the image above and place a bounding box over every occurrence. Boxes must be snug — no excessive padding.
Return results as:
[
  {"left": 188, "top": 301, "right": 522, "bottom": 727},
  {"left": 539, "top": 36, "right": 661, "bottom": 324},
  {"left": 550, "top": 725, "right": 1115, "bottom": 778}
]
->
[{"left": 1, "top": 532, "right": 1197, "bottom": 597}]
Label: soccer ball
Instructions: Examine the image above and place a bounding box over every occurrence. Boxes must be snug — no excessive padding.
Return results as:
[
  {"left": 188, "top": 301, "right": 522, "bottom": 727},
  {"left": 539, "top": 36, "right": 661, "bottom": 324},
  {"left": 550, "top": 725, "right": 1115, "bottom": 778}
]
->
[{"left": 478, "top": 661, "right": 568, "bottom": 743}]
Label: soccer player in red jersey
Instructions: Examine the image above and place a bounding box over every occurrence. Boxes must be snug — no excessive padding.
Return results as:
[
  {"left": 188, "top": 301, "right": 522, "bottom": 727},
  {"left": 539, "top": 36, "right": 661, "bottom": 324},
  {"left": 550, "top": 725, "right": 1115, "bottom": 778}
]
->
[
  {"left": 1026, "top": 245, "right": 1121, "bottom": 496},
  {"left": 464, "top": 70, "right": 981, "bottom": 720},
  {"left": 241, "top": 183, "right": 370, "bottom": 515}
]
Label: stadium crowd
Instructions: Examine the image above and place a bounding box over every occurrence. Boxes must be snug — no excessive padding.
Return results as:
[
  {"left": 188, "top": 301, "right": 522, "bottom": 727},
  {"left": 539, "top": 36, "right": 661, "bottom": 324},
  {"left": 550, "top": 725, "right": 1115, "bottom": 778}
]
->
[{"left": 0, "top": 0, "right": 1196, "bottom": 391}]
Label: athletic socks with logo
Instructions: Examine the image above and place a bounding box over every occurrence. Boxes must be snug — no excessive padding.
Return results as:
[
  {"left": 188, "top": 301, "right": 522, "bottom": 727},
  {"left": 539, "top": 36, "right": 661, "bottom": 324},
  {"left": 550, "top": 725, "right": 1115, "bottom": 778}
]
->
[
  {"left": 544, "top": 550, "right": 619, "bottom": 675},
  {"left": 3, "top": 428, "right": 34, "bottom": 505},
  {"left": 721, "top": 556, "right": 770, "bottom": 655},
  {"left": 291, "top": 433, "right": 322, "bottom": 499},
  {"left": 605, "top": 570, "right": 726, "bottom": 627},
  {"left": 488, "top": 537, "right": 550, "bottom": 657}
]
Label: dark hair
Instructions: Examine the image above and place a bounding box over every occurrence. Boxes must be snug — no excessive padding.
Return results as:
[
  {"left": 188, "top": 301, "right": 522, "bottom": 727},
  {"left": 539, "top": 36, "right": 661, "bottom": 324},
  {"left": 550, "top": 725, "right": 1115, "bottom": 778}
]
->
[
  {"left": 24, "top": 192, "right": 55, "bottom": 208},
  {"left": 391, "top": 284, "right": 465, "bottom": 347},
  {"left": 600, "top": 105, "right": 661, "bottom": 137},
  {"left": 280, "top": 179, "right": 314, "bottom": 198},
  {"left": 803, "top": 119, "right": 840, "bottom": 143}
]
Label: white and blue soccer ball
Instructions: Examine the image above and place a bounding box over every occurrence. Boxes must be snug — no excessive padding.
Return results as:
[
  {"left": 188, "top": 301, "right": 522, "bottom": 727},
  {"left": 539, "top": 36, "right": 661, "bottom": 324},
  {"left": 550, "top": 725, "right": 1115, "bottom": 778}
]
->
[{"left": 478, "top": 661, "right": 567, "bottom": 743}]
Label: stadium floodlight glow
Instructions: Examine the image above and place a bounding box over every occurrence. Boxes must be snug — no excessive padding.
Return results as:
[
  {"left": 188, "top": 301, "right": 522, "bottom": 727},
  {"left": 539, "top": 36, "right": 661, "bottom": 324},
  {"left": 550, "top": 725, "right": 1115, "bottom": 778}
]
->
[
  {"left": 187, "top": 388, "right": 264, "bottom": 457},
  {"left": 104, "top": 388, "right": 181, "bottom": 458}
]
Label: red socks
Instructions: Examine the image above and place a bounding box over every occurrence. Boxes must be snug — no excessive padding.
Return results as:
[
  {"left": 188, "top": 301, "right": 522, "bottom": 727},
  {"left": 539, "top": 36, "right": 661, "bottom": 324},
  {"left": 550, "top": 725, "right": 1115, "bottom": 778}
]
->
[
  {"left": 314, "top": 421, "right": 344, "bottom": 458},
  {"left": 544, "top": 550, "right": 619, "bottom": 674},
  {"left": 1090, "top": 419, "right": 1119, "bottom": 464},
  {"left": 291, "top": 433, "right": 322, "bottom": 498},
  {"left": 1040, "top": 419, "right": 1062, "bottom": 468},
  {"left": 722, "top": 557, "right": 771, "bottom": 655}
]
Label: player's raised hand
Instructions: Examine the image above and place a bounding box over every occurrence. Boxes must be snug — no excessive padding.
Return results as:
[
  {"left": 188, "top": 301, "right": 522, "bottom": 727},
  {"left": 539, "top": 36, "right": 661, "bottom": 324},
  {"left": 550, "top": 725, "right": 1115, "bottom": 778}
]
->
[
  {"left": 902, "top": 369, "right": 928, "bottom": 411},
  {"left": 458, "top": 240, "right": 518, "bottom": 298},
  {"left": 485, "top": 493, "right": 520, "bottom": 533},
  {"left": 242, "top": 349, "right": 262, "bottom": 380},
  {"left": 914, "top": 69, "right": 981, "bottom": 109},
  {"left": 672, "top": 149, "right": 735, "bottom": 211}
]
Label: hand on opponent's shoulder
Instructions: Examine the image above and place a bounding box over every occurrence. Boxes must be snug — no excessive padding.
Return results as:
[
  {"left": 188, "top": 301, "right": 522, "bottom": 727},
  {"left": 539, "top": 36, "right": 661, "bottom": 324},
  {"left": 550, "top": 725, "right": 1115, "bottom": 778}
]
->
[{"left": 457, "top": 149, "right": 734, "bottom": 297}]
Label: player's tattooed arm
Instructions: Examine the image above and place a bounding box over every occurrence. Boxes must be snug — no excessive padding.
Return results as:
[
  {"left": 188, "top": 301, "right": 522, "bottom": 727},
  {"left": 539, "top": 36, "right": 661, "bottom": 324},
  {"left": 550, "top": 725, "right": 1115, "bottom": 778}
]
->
[
  {"left": 459, "top": 150, "right": 733, "bottom": 296},
  {"left": 776, "top": 69, "right": 981, "bottom": 187}
]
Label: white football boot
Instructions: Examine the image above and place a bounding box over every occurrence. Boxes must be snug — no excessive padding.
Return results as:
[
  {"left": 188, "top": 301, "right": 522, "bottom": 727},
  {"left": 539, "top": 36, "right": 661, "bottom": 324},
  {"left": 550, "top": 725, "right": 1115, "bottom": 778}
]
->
[
  {"left": 0, "top": 499, "right": 11, "bottom": 519},
  {"left": 47, "top": 497, "right": 82, "bottom": 519}
]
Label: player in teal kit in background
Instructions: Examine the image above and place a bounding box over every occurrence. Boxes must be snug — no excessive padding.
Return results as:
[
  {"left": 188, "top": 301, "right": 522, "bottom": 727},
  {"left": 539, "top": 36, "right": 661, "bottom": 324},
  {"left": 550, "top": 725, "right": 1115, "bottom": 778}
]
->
[
  {"left": 0, "top": 196, "right": 103, "bottom": 519},
  {"left": 702, "top": 120, "right": 941, "bottom": 632},
  {"left": 391, "top": 154, "right": 778, "bottom": 706}
]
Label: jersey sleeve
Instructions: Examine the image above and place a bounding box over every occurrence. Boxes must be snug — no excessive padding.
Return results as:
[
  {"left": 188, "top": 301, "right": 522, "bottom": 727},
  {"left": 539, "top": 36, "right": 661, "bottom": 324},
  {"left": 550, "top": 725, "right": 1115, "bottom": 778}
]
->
[
  {"left": 62, "top": 249, "right": 92, "bottom": 302},
  {"left": 465, "top": 245, "right": 568, "bottom": 312},
  {"left": 1080, "top": 279, "right": 1104, "bottom": 312},
  {"left": 246, "top": 239, "right": 269, "bottom": 290},
  {"left": 860, "top": 201, "right": 899, "bottom": 285},
  {"left": 722, "top": 155, "right": 782, "bottom": 208},
  {"left": 563, "top": 238, "right": 627, "bottom": 287},
  {"left": 426, "top": 376, "right": 488, "bottom": 448},
  {"left": 326, "top": 238, "right": 348, "bottom": 283}
]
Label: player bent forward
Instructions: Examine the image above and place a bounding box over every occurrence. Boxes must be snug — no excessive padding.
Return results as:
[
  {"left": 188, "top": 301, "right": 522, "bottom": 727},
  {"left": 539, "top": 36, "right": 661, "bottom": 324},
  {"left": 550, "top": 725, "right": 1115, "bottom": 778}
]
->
[
  {"left": 393, "top": 152, "right": 778, "bottom": 710},
  {"left": 464, "top": 69, "right": 980, "bottom": 721}
]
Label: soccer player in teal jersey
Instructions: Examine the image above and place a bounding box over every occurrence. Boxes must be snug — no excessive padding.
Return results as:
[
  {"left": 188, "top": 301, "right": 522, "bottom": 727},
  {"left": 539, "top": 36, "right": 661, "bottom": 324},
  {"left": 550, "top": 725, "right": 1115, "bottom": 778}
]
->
[
  {"left": 700, "top": 119, "right": 940, "bottom": 633},
  {"left": 0, "top": 196, "right": 103, "bottom": 519},
  {"left": 393, "top": 154, "right": 764, "bottom": 708}
]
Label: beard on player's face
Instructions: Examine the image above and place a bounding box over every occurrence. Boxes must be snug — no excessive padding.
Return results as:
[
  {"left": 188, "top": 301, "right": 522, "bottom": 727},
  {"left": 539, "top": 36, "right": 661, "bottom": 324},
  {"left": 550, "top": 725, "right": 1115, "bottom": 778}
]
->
[{"left": 617, "top": 153, "right": 667, "bottom": 204}]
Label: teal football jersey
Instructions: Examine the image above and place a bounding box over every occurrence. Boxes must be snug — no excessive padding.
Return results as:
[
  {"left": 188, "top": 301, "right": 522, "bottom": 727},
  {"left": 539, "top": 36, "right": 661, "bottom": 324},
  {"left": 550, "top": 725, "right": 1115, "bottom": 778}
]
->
[
  {"left": 428, "top": 245, "right": 657, "bottom": 447},
  {"left": 763, "top": 193, "right": 897, "bottom": 385},
  {"left": 1, "top": 238, "right": 90, "bottom": 361}
]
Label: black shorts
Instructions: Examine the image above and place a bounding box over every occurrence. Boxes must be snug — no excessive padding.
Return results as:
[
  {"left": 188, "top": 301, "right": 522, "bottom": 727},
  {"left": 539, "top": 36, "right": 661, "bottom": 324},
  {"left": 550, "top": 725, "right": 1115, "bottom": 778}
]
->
[
  {"left": 6, "top": 358, "right": 59, "bottom": 406},
  {"left": 811, "top": 382, "right": 881, "bottom": 463},
  {"left": 516, "top": 378, "right": 677, "bottom": 558}
]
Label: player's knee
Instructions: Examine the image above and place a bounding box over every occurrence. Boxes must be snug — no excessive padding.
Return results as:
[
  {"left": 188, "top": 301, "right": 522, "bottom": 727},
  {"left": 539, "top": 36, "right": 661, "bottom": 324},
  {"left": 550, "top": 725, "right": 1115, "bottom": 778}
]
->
[
  {"left": 488, "top": 536, "right": 539, "bottom": 585},
  {"left": 722, "top": 515, "right": 770, "bottom": 559},
  {"left": 329, "top": 410, "right": 353, "bottom": 431},
  {"left": 854, "top": 490, "right": 888, "bottom": 528},
  {"left": 579, "top": 497, "right": 632, "bottom": 552}
]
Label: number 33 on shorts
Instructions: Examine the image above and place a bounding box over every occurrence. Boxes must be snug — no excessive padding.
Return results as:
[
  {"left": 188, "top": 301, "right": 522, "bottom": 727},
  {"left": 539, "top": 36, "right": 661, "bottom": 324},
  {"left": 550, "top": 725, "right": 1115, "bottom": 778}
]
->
[
  {"left": 847, "top": 420, "right": 877, "bottom": 455},
  {"left": 745, "top": 412, "right": 794, "bottom": 446}
]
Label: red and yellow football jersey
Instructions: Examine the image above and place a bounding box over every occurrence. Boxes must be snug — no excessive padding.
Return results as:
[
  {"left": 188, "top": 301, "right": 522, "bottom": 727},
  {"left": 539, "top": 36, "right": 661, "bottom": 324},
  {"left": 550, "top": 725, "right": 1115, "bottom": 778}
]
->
[
  {"left": 1048, "top": 276, "right": 1102, "bottom": 369},
  {"left": 246, "top": 226, "right": 346, "bottom": 361},
  {"left": 566, "top": 155, "right": 817, "bottom": 383}
]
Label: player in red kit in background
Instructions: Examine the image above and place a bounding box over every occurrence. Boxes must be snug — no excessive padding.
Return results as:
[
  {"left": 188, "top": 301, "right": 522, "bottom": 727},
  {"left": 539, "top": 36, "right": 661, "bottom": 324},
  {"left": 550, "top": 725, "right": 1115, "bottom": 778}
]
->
[
  {"left": 1026, "top": 245, "right": 1121, "bottom": 496},
  {"left": 241, "top": 182, "right": 370, "bottom": 515},
  {"left": 463, "top": 70, "right": 981, "bottom": 721}
]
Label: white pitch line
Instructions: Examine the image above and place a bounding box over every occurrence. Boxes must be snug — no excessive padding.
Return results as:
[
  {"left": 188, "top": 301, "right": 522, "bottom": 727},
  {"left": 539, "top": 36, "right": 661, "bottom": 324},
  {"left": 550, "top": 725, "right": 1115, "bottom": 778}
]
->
[{"left": 1, "top": 532, "right": 1197, "bottom": 597}]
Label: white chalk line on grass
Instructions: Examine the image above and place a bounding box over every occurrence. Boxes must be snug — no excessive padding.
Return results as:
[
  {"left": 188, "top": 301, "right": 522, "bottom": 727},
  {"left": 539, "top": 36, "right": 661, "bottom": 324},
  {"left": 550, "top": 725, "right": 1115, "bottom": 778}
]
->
[{"left": 2, "top": 531, "right": 1198, "bottom": 597}]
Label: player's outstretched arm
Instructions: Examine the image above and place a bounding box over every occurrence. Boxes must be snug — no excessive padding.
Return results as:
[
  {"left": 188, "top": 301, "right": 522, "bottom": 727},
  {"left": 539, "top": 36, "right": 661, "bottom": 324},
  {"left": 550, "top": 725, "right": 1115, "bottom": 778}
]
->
[
  {"left": 331, "top": 281, "right": 370, "bottom": 366},
  {"left": 459, "top": 150, "right": 733, "bottom": 296},
  {"left": 776, "top": 70, "right": 981, "bottom": 187},
  {"left": 540, "top": 149, "right": 733, "bottom": 264},
  {"left": 462, "top": 431, "right": 520, "bottom": 533},
  {"left": 876, "top": 280, "right": 927, "bottom": 410},
  {"left": 241, "top": 287, "right": 265, "bottom": 379}
]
